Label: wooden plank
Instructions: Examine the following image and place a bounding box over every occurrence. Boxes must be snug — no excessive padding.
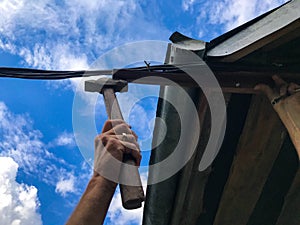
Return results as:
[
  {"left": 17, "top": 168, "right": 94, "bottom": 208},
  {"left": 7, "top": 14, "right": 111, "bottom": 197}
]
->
[
  {"left": 215, "top": 20, "right": 300, "bottom": 62},
  {"left": 176, "top": 93, "right": 233, "bottom": 225},
  {"left": 197, "top": 94, "right": 252, "bottom": 225},
  {"left": 247, "top": 136, "right": 299, "bottom": 225},
  {"left": 206, "top": 0, "right": 300, "bottom": 58},
  {"left": 275, "top": 166, "right": 300, "bottom": 225},
  {"left": 170, "top": 92, "right": 210, "bottom": 225},
  {"left": 213, "top": 95, "right": 286, "bottom": 225},
  {"left": 170, "top": 92, "right": 234, "bottom": 225}
]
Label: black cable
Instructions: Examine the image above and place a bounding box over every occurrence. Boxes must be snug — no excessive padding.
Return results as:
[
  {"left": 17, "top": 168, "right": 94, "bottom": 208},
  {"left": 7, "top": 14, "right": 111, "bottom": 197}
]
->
[
  {"left": 0, "top": 65, "right": 184, "bottom": 80},
  {"left": 1, "top": 62, "right": 289, "bottom": 80},
  {"left": 0, "top": 67, "right": 114, "bottom": 80}
]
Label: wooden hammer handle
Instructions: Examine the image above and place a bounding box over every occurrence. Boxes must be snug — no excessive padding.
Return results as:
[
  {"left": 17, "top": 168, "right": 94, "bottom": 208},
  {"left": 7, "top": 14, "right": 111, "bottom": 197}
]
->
[{"left": 102, "top": 88, "right": 145, "bottom": 209}]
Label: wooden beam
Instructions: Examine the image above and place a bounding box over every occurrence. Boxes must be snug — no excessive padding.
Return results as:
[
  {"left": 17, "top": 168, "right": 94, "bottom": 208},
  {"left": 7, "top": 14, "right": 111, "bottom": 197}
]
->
[
  {"left": 275, "top": 167, "right": 300, "bottom": 225},
  {"left": 177, "top": 93, "right": 234, "bottom": 225},
  {"left": 206, "top": 0, "right": 300, "bottom": 59},
  {"left": 196, "top": 94, "right": 252, "bottom": 225},
  {"left": 246, "top": 136, "right": 299, "bottom": 225},
  {"left": 170, "top": 92, "right": 235, "bottom": 225},
  {"left": 113, "top": 69, "right": 300, "bottom": 94},
  {"left": 212, "top": 20, "right": 300, "bottom": 62},
  {"left": 213, "top": 95, "right": 286, "bottom": 225}
]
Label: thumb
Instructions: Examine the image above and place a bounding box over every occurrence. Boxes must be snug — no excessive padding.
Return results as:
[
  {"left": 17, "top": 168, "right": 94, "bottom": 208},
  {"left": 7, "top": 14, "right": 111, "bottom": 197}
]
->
[{"left": 254, "top": 84, "right": 275, "bottom": 101}]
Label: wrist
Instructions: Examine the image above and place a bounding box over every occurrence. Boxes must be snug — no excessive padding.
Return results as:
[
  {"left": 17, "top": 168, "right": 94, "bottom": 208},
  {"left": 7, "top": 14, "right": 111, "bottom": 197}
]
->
[{"left": 90, "top": 173, "right": 118, "bottom": 191}]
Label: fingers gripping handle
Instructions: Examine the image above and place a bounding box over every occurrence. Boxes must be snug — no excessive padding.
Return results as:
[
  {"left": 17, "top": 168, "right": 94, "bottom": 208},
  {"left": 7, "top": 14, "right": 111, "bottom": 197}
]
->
[{"left": 102, "top": 88, "right": 145, "bottom": 209}]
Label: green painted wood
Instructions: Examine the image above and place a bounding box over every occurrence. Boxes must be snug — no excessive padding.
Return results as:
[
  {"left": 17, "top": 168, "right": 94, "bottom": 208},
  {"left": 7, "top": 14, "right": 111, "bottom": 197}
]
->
[
  {"left": 167, "top": 90, "right": 209, "bottom": 225},
  {"left": 177, "top": 106, "right": 211, "bottom": 225}
]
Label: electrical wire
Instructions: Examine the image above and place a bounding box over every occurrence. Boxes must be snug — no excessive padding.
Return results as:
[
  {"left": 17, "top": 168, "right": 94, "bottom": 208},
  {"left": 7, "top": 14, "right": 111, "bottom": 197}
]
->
[
  {"left": 0, "top": 67, "right": 113, "bottom": 80},
  {"left": 0, "top": 64, "right": 193, "bottom": 80}
]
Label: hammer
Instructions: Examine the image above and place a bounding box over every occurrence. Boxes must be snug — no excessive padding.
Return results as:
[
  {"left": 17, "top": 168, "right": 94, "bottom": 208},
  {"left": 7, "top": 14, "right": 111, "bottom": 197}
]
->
[{"left": 85, "top": 77, "right": 145, "bottom": 209}]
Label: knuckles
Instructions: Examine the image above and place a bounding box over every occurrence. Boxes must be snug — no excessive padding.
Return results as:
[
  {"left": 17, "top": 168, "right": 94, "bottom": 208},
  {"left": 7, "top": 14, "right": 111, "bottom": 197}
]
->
[
  {"left": 98, "top": 134, "right": 109, "bottom": 142},
  {"left": 95, "top": 120, "right": 142, "bottom": 164},
  {"left": 114, "top": 123, "right": 131, "bottom": 135},
  {"left": 97, "top": 135, "right": 125, "bottom": 153},
  {"left": 94, "top": 134, "right": 108, "bottom": 145},
  {"left": 106, "top": 138, "right": 119, "bottom": 148}
]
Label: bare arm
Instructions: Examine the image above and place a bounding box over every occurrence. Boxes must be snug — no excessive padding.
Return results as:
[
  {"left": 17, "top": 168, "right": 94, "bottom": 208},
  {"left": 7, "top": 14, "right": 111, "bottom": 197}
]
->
[
  {"left": 66, "top": 174, "right": 117, "bottom": 225},
  {"left": 255, "top": 75, "right": 300, "bottom": 158},
  {"left": 66, "top": 120, "right": 141, "bottom": 225}
]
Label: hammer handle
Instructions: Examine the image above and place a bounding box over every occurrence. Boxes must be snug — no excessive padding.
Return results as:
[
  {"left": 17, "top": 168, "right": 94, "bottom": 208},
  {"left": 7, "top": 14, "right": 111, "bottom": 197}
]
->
[{"left": 102, "top": 88, "right": 145, "bottom": 209}]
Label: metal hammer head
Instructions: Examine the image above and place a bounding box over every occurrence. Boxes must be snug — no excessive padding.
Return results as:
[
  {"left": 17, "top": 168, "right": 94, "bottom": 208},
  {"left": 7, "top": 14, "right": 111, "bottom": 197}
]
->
[{"left": 85, "top": 77, "right": 128, "bottom": 93}]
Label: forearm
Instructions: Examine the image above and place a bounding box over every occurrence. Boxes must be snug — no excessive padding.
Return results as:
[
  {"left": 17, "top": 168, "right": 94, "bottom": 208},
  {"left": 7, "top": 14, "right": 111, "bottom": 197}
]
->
[
  {"left": 66, "top": 120, "right": 141, "bottom": 224},
  {"left": 66, "top": 174, "right": 117, "bottom": 225}
]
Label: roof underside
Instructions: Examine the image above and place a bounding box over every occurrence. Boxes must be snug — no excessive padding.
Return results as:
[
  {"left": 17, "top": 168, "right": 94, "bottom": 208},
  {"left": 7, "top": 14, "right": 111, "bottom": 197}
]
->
[{"left": 143, "top": 1, "right": 300, "bottom": 225}]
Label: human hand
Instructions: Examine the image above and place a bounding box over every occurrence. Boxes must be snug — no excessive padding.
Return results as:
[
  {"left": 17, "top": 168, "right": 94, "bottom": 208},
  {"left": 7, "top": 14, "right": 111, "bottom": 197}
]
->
[
  {"left": 93, "top": 119, "right": 141, "bottom": 181},
  {"left": 254, "top": 75, "right": 300, "bottom": 157},
  {"left": 67, "top": 120, "right": 141, "bottom": 224}
]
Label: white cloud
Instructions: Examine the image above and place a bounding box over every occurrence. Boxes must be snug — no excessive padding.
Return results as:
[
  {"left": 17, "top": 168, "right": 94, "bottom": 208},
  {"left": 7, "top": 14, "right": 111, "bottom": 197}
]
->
[
  {"left": 182, "top": 0, "right": 195, "bottom": 11},
  {"left": 205, "top": 0, "right": 288, "bottom": 30},
  {"left": 0, "top": 101, "right": 83, "bottom": 188},
  {"left": 107, "top": 172, "right": 148, "bottom": 225},
  {"left": 0, "top": 39, "right": 16, "bottom": 53},
  {"left": 0, "top": 0, "right": 169, "bottom": 94},
  {"left": 51, "top": 132, "right": 75, "bottom": 147},
  {"left": 184, "top": 0, "right": 288, "bottom": 38},
  {"left": 0, "top": 0, "right": 169, "bottom": 71},
  {"left": 55, "top": 174, "right": 76, "bottom": 197},
  {"left": 27, "top": 43, "right": 89, "bottom": 71},
  {"left": 0, "top": 101, "right": 94, "bottom": 205},
  {"left": 0, "top": 157, "right": 42, "bottom": 225},
  {"left": 0, "top": 102, "right": 46, "bottom": 175}
]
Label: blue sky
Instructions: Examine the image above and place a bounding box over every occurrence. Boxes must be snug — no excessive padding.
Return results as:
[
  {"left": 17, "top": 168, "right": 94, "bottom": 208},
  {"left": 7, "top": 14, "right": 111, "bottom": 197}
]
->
[{"left": 0, "top": 0, "right": 288, "bottom": 224}]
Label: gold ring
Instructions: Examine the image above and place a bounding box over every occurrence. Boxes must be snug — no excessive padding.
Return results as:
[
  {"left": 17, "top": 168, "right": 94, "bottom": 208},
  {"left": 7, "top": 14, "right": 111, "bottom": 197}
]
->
[{"left": 122, "top": 132, "right": 128, "bottom": 141}]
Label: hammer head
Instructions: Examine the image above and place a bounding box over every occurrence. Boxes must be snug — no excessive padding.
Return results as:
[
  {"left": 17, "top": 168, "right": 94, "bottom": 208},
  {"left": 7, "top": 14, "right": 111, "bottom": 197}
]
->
[{"left": 85, "top": 77, "right": 128, "bottom": 93}]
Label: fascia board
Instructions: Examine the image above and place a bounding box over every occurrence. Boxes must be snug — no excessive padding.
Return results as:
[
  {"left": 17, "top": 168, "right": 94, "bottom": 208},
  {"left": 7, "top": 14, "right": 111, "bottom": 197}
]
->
[{"left": 207, "top": 0, "right": 300, "bottom": 58}]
